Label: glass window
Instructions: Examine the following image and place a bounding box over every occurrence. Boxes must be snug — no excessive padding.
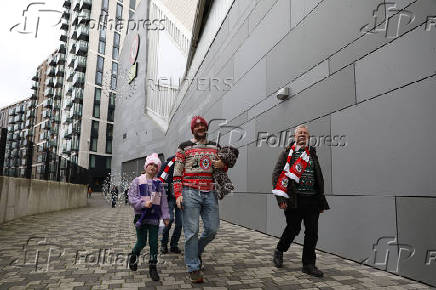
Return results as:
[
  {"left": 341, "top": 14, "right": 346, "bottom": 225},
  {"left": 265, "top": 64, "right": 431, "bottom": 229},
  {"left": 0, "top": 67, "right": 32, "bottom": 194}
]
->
[
  {"left": 94, "top": 88, "right": 101, "bottom": 102},
  {"left": 111, "top": 76, "right": 117, "bottom": 90},
  {"left": 106, "top": 156, "right": 112, "bottom": 169},
  {"left": 93, "top": 104, "right": 100, "bottom": 118},
  {"left": 116, "top": 4, "right": 123, "bottom": 19},
  {"left": 113, "top": 32, "right": 120, "bottom": 47},
  {"left": 106, "top": 140, "right": 112, "bottom": 154},
  {"left": 95, "top": 72, "right": 102, "bottom": 86},
  {"left": 89, "top": 154, "right": 96, "bottom": 168},
  {"left": 112, "top": 47, "right": 119, "bottom": 60},
  {"left": 129, "top": 0, "right": 136, "bottom": 10},
  {"left": 102, "top": 0, "right": 109, "bottom": 11},
  {"left": 98, "top": 41, "right": 105, "bottom": 54},
  {"left": 97, "top": 56, "right": 104, "bottom": 72},
  {"left": 112, "top": 62, "right": 118, "bottom": 75}
]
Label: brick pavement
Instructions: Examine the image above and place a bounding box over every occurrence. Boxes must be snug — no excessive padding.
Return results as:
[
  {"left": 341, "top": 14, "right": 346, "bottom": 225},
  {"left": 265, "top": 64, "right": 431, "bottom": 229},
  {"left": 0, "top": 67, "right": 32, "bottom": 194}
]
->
[{"left": 0, "top": 193, "right": 431, "bottom": 290}]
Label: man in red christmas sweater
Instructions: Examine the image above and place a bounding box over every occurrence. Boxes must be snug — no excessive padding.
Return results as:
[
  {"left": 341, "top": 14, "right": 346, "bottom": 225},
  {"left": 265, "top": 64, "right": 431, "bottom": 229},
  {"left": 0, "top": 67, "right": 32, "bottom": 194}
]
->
[{"left": 174, "top": 116, "right": 225, "bottom": 283}]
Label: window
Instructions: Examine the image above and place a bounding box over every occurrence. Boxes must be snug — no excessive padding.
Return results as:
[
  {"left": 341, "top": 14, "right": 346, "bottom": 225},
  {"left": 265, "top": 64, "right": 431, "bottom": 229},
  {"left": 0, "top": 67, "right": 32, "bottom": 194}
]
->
[
  {"left": 105, "top": 156, "right": 112, "bottom": 169},
  {"left": 129, "top": 0, "right": 136, "bottom": 10},
  {"left": 89, "top": 154, "right": 96, "bottom": 168},
  {"left": 93, "top": 88, "right": 101, "bottom": 118},
  {"left": 111, "top": 62, "right": 118, "bottom": 90},
  {"left": 106, "top": 123, "right": 113, "bottom": 154},
  {"left": 102, "top": 0, "right": 109, "bottom": 11},
  {"left": 108, "top": 93, "right": 115, "bottom": 122},
  {"left": 116, "top": 3, "right": 123, "bottom": 19},
  {"left": 98, "top": 28, "right": 106, "bottom": 54},
  {"left": 112, "top": 32, "right": 120, "bottom": 60},
  {"left": 90, "top": 120, "right": 99, "bottom": 152},
  {"left": 95, "top": 56, "right": 104, "bottom": 86}
]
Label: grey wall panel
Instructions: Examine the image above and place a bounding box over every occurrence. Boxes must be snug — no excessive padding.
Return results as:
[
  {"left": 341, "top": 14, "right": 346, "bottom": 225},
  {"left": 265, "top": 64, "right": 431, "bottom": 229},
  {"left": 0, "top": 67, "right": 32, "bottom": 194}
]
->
[
  {"left": 331, "top": 76, "right": 436, "bottom": 196},
  {"left": 234, "top": 0, "right": 291, "bottom": 81},
  {"left": 246, "top": 143, "right": 284, "bottom": 193},
  {"left": 306, "top": 116, "right": 332, "bottom": 196},
  {"left": 355, "top": 24, "right": 436, "bottom": 102},
  {"left": 219, "top": 194, "right": 240, "bottom": 225},
  {"left": 248, "top": 0, "right": 279, "bottom": 33},
  {"left": 256, "top": 65, "right": 355, "bottom": 137},
  {"left": 266, "top": 194, "right": 286, "bottom": 237},
  {"left": 227, "top": 0, "right": 256, "bottom": 32},
  {"left": 329, "top": 0, "right": 436, "bottom": 74},
  {"left": 222, "top": 58, "right": 266, "bottom": 122},
  {"left": 290, "top": 0, "right": 323, "bottom": 29},
  {"left": 237, "top": 193, "right": 267, "bottom": 233},
  {"left": 228, "top": 145, "right": 247, "bottom": 193},
  {"left": 266, "top": 0, "right": 384, "bottom": 95},
  {"left": 396, "top": 197, "right": 436, "bottom": 286},
  {"left": 317, "top": 195, "right": 397, "bottom": 263}
]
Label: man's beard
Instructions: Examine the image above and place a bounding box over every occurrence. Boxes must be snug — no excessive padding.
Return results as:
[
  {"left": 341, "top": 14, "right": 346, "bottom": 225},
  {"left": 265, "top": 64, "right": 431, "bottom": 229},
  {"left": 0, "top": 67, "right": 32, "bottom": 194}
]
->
[{"left": 194, "top": 131, "right": 207, "bottom": 141}]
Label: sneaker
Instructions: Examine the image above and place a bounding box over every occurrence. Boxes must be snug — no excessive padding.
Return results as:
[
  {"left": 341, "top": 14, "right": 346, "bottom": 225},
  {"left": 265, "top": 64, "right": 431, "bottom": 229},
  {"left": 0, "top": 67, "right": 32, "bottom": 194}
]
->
[
  {"left": 273, "top": 249, "right": 283, "bottom": 268},
  {"left": 302, "top": 265, "right": 324, "bottom": 277},
  {"left": 128, "top": 253, "right": 138, "bottom": 271},
  {"left": 170, "top": 246, "right": 181, "bottom": 254},
  {"left": 149, "top": 264, "right": 160, "bottom": 281},
  {"left": 189, "top": 270, "right": 204, "bottom": 283},
  {"left": 161, "top": 244, "right": 168, "bottom": 254}
]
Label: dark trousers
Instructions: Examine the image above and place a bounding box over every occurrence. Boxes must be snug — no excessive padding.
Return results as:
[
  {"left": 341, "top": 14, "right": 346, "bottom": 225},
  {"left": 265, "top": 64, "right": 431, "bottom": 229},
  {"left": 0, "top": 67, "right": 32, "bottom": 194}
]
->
[
  {"left": 161, "top": 198, "right": 183, "bottom": 248},
  {"left": 277, "top": 195, "right": 320, "bottom": 266},
  {"left": 132, "top": 216, "right": 159, "bottom": 264}
]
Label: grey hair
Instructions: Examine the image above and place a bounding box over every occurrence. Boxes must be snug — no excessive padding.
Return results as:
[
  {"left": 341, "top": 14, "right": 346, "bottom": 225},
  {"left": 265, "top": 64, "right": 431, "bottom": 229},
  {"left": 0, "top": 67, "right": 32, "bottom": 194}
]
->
[{"left": 294, "top": 124, "right": 309, "bottom": 134}]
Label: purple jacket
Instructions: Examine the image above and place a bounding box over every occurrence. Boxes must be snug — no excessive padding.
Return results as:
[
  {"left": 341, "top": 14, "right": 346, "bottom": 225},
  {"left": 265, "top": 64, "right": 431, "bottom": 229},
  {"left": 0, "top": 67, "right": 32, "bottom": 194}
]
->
[{"left": 128, "top": 175, "right": 170, "bottom": 225}]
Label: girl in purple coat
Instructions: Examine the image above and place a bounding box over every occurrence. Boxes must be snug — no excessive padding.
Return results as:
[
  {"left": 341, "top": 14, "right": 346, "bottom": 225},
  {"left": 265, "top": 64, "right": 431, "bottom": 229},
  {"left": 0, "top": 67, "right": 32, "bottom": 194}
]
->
[{"left": 128, "top": 153, "right": 170, "bottom": 281}]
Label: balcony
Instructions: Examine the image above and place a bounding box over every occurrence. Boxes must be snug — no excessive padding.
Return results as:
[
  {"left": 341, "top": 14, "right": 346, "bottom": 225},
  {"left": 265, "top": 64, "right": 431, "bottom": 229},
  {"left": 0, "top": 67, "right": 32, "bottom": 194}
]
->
[
  {"left": 66, "top": 70, "right": 74, "bottom": 82},
  {"left": 72, "top": 72, "right": 85, "bottom": 87},
  {"left": 26, "top": 110, "right": 35, "bottom": 119},
  {"left": 45, "top": 77, "right": 54, "bottom": 88},
  {"left": 59, "top": 43, "right": 66, "bottom": 54},
  {"left": 30, "top": 93, "right": 37, "bottom": 100},
  {"left": 41, "top": 121, "right": 51, "bottom": 131},
  {"left": 24, "top": 130, "right": 33, "bottom": 138},
  {"left": 64, "top": 128, "right": 72, "bottom": 139},
  {"left": 54, "top": 88, "right": 62, "bottom": 100},
  {"left": 17, "top": 104, "right": 25, "bottom": 113},
  {"left": 72, "top": 88, "right": 83, "bottom": 103},
  {"left": 26, "top": 100, "right": 36, "bottom": 109},
  {"left": 47, "top": 67, "right": 55, "bottom": 77},
  {"left": 56, "top": 53, "right": 66, "bottom": 65},
  {"left": 71, "top": 137, "right": 79, "bottom": 151},
  {"left": 69, "top": 42, "right": 76, "bottom": 54},
  {"left": 40, "top": 131, "right": 49, "bottom": 141},
  {"left": 77, "top": 25, "right": 89, "bottom": 41},
  {"left": 78, "top": 9, "right": 90, "bottom": 24},
  {"left": 53, "top": 101, "right": 61, "bottom": 111},
  {"left": 9, "top": 108, "right": 17, "bottom": 116},
  {"left": 43, "top": 99, "right": 53, "bottom": 108},
  {"left": 109, "top": 95, "right": 116, "bottom": 108},
  {"left": 75, "top": 40, "right": 88, "bottom": 56},
  {"left": 14, "top": 115, "right": 24, "bottom": 123},
  {"left": 60, "top": 18, "right": 69, "bottom": 30},
  {"left": 74, "top": 56, "right": 87, "bottom": 72},
  {"left": 66, "top": 85, "right": 73, "bottom": 96},
  {"left": 70, "top": 104, "right": 82, "bottom": 120},
  {"left": 32, "top": 74, "right": 39, "bottom": 81},
  {"left": 79, "top": 0, "right": 92, "bottom": 11},
  {"left": 31, "top": 81, "right": 38, "bottom": 90},
  {"left": 44, "top": 87, "right": 54, "bottom": 97},
  {"left": 25, "top": 120, "right": 33, "bottom": 128},
  {"left": 61, "top": 10, "right": 70, "bottom": 20},
  {"left": 63, "top": 0, "right": 71, "bottom": 9},
  {"left": 42, "top": 110, "right": 52, "bottom": 119},
  {"left": 55, "top": 65, "right": 65, "bottom": 77},
  {"left": 54, "top": 77, "right": 64, "bottom": 88},
  {"left": 53, "top": 113, "right": 61, "bottom": 123},
  {"left": 60, "top": 30, "right": 68, "bottom": 42},
  {"left": 68, "top": 55, "right": 76, "bottom": 67}
]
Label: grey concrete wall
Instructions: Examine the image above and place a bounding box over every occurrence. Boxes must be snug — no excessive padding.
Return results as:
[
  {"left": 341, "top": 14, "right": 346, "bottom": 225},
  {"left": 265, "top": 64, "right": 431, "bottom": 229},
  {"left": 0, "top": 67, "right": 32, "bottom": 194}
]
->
[
  {"left": 114, "top": 0, "right": 436, "bottom": 285},
  {"left": 0, "top": 177, "right": 87, "bottom": 224}
]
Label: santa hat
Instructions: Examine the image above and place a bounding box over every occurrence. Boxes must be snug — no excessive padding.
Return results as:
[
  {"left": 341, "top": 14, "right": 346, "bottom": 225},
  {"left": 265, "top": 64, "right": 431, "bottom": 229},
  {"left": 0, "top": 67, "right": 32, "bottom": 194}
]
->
[
  {"left": 144, "top": 153, "right": 161, "bottom": 172},
  {"left": 191, "top": 116, "right": 208, "bottom": 133}
]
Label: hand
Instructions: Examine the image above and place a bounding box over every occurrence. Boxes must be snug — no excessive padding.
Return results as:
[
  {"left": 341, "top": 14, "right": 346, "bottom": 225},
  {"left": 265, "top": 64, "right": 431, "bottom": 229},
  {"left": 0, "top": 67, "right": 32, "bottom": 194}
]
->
[
  {"left": 163, "top": 219, "right": 169, "bottom": 226},
  {"left": 144, "top": 201, "right": 152, "bottom": 208},
  {"left": 213, "top": 160, "right": 225, "bottom": 169},
  {"left": 176, "top": 196, "right": 183, "bottom": 209},
  {"left": 279, "top": 202, "right": 287, "bottom": 209}
]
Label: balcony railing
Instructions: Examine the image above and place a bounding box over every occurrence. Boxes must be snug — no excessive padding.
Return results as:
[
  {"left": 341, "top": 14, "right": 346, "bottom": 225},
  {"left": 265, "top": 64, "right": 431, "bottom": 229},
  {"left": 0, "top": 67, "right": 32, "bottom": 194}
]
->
[
  {"left": 75, "top": 40, "right": 88, "bottom": 56},
  {"left": 72, "top": 88, "right": 83, "bottom": 103},
  {"left": 42, "top": 110, "right": 52, "bottom": 119},
  {"left": 47, "top": 67, "right": 56, "bottom": 77},
  {"left": 63, "top": 0, "right": 71, "bottom": 9},
  {"left": 54, "top": 77, "right": 64, "bottom": 88},
  {"left": 45, "top": 77, "right": 55, "bottom": 88},
  {"left": 60, "top": 18, "right": 69, "bottom": 30},
  {"left": 59, "top": 43, "right": 66, "bottom": 54},
  {"left": 43, "top": 99, "right": 53, "bottom": 108},
  {"left": 60, "top": 30, "right": 68, "bottom": 42},
  {"left": 44, "top": 87, "right": 54, "bottom": 97},
  {"left": 72, "top": 72, "right": 85, "bottom": 87},
  {"left": 54, "top": 88, "right": 62, "bottom": 100},
  {"left": 74, "top": 56, "right": 87, "bottom": 71},
  {"left": 55, "top": 65, "right": 65, "bottom": 76},
  {"left": 77, "top": 25, "right": 89, "bottom": 41}
]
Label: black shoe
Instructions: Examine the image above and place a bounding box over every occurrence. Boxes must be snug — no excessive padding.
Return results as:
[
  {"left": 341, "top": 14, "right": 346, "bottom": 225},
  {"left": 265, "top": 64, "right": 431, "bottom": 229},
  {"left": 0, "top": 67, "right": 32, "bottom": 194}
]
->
[
  {"left": 273, "top": 249, "right": 283, "bottom": 268},
  {"left": 128, "top": 253, "right": 138, "bottom": 271},
  {"left": 149, "top": 264, "right": 160, "bottom": 281},
  {"left": 161, "top": 244, "right": 168, "bottom": 254},
  {"left": 170, "top": 246, "right": 181, "bottom": 254},
  {"left": 302, "top": 265, "right": 324, "bottom": 277}
]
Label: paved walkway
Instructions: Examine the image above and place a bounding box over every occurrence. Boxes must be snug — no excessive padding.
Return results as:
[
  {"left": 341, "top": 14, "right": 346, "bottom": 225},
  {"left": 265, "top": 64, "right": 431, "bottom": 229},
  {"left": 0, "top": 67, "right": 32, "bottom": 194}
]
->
[{"left": 0, "top": 193, "right": 431, "bottom": 290}]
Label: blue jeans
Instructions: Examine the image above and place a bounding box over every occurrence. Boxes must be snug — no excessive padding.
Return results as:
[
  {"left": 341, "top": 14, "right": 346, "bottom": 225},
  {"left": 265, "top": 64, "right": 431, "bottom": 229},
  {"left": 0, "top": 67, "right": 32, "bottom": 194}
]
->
[
  {"left": 161, "top": 198, "right": 183, "bottom": 248},
  {"left": 182, "top": 186, "right": 219, "bottom": 272}
]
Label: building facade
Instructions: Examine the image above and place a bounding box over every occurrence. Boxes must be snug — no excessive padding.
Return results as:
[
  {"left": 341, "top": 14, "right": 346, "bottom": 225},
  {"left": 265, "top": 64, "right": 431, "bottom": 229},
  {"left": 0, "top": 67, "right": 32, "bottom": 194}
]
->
[{"left": 113, "top": 0, "right": 436, "bottom": 286}]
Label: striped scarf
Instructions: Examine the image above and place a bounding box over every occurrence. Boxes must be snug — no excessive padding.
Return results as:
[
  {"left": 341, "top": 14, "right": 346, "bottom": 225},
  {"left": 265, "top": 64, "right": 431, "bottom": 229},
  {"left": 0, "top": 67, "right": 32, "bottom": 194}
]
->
[
  {"left": 158, "top": 157, "right": 175, "bottom": 183},
  {"left": 272, "top": 145, "right": 310, "bottom": 198}
]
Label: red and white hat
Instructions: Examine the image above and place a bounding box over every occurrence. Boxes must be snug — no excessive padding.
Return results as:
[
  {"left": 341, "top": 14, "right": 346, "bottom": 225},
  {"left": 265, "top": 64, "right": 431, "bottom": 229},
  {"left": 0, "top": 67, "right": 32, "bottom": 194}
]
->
[{"left": 191, "top": 116, "right": 208, "bottom": 133}]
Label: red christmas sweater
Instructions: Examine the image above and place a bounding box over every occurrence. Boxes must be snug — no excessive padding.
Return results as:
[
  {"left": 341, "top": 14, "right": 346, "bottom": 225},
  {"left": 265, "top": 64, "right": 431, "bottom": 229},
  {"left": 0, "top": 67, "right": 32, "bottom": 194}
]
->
[{"left": 173, "top": 140, "right": 220, "bottom": 199}]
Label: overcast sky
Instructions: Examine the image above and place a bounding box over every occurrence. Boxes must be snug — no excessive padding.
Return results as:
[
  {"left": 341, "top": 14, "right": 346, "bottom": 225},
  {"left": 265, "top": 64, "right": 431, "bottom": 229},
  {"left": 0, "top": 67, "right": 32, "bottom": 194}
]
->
[{"left": 0, "top": 0, "right": 63, "bottom": 108}]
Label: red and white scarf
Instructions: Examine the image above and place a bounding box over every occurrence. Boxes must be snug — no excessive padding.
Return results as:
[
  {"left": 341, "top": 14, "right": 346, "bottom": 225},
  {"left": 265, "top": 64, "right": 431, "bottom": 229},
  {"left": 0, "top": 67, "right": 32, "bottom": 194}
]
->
[
  {"left": 158, "top": 157, "right": 175, "bottom": 182},
  {"left": 272, "top": 145, "right": 310, "bottom": 198}
]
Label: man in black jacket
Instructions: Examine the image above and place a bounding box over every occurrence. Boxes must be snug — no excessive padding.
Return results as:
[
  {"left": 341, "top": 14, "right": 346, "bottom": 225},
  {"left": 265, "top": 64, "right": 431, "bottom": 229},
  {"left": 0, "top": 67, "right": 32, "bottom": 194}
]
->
[{"left": 272, "top": 125, "right": 330, "bottom": 277}]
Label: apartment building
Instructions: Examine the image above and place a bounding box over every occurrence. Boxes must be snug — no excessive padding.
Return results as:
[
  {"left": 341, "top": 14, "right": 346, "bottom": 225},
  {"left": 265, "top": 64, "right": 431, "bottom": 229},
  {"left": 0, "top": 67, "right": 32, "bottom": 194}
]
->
[{"left": 57, "top": 0, "right": 138, "bottom": 189}]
